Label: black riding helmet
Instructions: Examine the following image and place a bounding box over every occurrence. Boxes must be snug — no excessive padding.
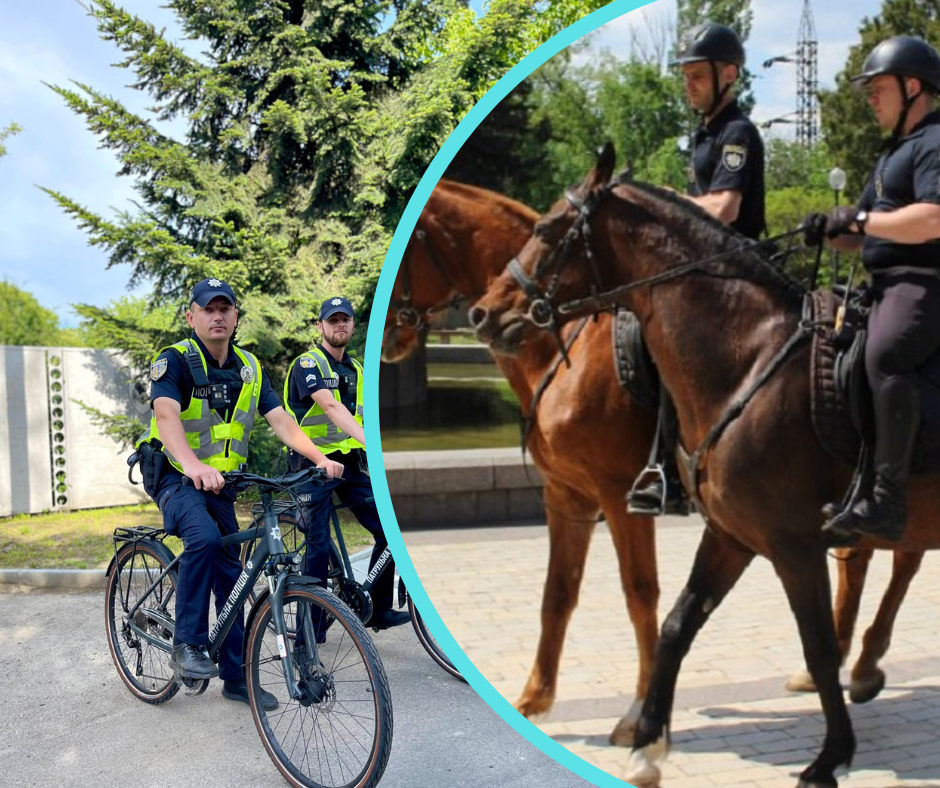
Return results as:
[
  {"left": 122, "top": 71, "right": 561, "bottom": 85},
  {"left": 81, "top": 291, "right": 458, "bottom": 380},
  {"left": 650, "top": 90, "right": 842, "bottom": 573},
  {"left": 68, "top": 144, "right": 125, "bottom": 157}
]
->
[
  {"left": 851, "top": 36, "right": 940, "bottom": 142},
  {"left": 672, "top": 23, "right": 745, "bottom": 117}
]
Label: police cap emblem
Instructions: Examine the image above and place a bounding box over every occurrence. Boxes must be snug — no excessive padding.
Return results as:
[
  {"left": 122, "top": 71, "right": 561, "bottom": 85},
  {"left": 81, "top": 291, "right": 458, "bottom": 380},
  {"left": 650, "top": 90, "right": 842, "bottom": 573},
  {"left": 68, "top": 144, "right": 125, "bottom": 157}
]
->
[
  {"left": 150, "top": 358, "right": 168, "bottom": 381},
  {"left": 721, "top": 144, "right": 747, "bottom": 172},
  {"left": 208, "top": 278, "right": 222, "bottom": 287},
  {"left": 240, "top": 365, "right": 254, "bottom": 384},
  {"left": 299, "top": 356, "right": 315, "bottom": 368}
]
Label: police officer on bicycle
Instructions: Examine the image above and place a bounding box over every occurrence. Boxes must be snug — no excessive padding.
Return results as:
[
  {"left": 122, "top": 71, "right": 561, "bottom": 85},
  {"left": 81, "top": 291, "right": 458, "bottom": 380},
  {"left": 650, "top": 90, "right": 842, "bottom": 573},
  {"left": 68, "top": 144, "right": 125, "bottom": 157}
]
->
[
  {"left": 628, "top": 21, "right": 766, "bottom": 517},
  {"left": 136, "top": 278, "right": 344, "bottom": 708},
  {"left": 803, "top": 36, "right": 940, "bottom": 542},
  {"left": 284, "top": 296, "right": 410, "bottom": 629}
]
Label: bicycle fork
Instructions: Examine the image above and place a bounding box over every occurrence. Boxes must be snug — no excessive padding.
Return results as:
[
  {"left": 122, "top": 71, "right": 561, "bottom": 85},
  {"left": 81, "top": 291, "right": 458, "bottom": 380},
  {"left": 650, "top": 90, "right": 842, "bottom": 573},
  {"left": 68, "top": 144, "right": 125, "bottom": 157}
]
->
[{"left": 269, "top": 572, "right": 326, "bottom": 704}]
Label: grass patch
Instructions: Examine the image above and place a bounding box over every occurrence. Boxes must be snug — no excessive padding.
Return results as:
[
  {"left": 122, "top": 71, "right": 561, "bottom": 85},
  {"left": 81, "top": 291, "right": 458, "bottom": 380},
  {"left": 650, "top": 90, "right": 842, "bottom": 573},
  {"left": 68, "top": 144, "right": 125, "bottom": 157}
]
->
[{"left": 0, "top": 503, "right": 373, "bottom": 571}]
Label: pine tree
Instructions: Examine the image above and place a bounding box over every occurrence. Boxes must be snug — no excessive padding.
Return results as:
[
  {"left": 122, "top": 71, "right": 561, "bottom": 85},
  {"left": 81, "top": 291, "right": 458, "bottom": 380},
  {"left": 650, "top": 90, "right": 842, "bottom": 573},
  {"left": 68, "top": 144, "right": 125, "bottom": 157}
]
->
[{"left": 44, "top": 0, "right": 612, "bottom": 459}]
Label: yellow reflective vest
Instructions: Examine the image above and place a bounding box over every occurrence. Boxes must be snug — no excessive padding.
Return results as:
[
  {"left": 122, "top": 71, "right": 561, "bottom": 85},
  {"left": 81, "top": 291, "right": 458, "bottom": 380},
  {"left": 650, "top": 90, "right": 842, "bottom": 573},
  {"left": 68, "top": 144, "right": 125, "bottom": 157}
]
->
[
  {"left": 284, "top": 348, "right": 364, "bottom": 455},
  {"left": 137, "top": 338, "right": 262, "bottom": 472}
]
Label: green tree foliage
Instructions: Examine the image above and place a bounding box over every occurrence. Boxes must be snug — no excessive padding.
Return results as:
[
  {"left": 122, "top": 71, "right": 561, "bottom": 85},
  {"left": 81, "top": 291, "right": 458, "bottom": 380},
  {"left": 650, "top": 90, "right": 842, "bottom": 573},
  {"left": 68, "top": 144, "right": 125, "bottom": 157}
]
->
[
  {"left": 819, "top": 0, "right": 940, "bottom": 201},
  {"left": 45, "top": 0, "right": 609, "bottom": 468},
  {"left": 0, "top": 122, "right": 22, "bottom": 158},
  {"left": 0, "top": 280, "right": 78, "bottom": 347}
]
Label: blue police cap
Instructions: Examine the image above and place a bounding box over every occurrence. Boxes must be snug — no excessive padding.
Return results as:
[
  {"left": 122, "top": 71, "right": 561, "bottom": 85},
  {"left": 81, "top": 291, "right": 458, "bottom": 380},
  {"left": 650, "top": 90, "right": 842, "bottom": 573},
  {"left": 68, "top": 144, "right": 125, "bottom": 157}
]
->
[
  {"left": 319, "top": 296, "right": 355, "bottom": 320},
  {"left": 190, "top": 278, "right": 237, "bottom": 308}
]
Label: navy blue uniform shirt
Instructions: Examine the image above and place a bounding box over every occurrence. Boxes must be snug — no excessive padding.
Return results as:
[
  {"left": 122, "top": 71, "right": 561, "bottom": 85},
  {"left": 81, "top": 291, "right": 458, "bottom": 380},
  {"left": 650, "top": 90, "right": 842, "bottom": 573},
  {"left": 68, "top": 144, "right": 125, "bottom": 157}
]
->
[
  {"left": 689, "top": 99, "right": 766, "bottom": 240},
  {"left": 858, "top": 112, "right": 940, "bottom": 273},
  {"left": 286, "top": 344, "right": 359, "bottom": 418},
  {"left": 149, "top": 332, "right": 281, "bottom": 418}
]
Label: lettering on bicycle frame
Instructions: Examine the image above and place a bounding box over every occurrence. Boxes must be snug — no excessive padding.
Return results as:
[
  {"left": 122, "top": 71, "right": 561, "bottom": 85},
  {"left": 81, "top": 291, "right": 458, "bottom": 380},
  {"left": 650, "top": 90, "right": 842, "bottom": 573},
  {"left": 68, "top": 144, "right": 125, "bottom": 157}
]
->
[
  {"left": 366, "top": 547, "right": 391, "bottom": 585},
  {"left": 210, "top": 567, "right": 253, "bottom": 643}
]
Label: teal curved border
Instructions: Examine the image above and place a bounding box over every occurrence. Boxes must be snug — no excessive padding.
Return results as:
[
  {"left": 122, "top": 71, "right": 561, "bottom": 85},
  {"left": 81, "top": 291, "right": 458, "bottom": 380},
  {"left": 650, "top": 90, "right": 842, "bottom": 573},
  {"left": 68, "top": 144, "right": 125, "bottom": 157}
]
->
[{"left": 364, "top": 3, "right": 654, "bottom": 786}]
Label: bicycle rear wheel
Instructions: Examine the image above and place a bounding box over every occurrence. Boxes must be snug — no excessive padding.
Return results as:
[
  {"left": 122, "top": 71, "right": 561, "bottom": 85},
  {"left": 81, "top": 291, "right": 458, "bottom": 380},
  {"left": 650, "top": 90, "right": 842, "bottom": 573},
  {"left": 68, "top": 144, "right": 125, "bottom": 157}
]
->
[
  {"left": 245, "top": 583, "right": 393, "bottom": 788},
  {"left": 407, "top": 594, "right": 465, "bottom": 682},
  {"left": 105, "top": 540, "right": 179, "bottom": 703}
]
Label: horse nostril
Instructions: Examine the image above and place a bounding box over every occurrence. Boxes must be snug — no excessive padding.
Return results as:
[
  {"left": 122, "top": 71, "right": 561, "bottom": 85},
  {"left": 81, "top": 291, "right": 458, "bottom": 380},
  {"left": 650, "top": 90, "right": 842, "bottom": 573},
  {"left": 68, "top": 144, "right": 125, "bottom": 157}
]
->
[{"left": 468, "top": 305, "right": 487, "bottom": 328}]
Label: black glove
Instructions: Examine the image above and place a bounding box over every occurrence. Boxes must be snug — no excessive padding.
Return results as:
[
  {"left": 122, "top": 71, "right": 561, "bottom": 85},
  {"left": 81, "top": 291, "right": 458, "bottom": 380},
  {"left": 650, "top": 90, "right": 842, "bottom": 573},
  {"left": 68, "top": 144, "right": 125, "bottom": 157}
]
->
[
  {"left": 801, "top": 212, "right": 827, "bottom": 247},
  {"left": 824, "top": 205, "right": 860, "bottom": 239}
]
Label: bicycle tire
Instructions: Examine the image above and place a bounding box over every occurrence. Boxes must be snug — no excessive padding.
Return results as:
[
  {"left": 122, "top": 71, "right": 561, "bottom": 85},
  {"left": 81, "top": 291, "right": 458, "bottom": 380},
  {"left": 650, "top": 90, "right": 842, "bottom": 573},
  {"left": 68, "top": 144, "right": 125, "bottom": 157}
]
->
[
  {"left": 245, "top": 582, "right": 393, "bottom": 788},
  {"left": 407, "top": 595, "right": 466, "bottom": 682},
  {"left": 105, "top": 540, "right": 180, "bottom": 704}
]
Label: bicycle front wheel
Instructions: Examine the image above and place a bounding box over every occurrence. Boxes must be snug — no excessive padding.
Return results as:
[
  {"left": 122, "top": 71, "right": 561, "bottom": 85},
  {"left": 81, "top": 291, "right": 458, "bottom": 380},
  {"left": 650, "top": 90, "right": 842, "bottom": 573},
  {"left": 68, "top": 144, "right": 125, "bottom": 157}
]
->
[
  {"left": 105, "top": 540, "right": 179, "bottom": 703},
  {"left": 246, "top": 583, "right": 393, "bottom": 788},
  {"left": 408, "top": 595, "right": 466, "bottom": 682}
]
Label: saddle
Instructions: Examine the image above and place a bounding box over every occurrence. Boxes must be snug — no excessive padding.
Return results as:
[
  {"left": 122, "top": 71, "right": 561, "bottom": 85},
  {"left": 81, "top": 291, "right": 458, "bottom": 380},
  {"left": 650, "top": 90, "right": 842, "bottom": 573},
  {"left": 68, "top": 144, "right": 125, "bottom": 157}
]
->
[
  {"left": 810, "top": 288, "right": 940, "bottom": 474},
  {"left": 612, "top": 308, "right": 659, "bottom": 412}
]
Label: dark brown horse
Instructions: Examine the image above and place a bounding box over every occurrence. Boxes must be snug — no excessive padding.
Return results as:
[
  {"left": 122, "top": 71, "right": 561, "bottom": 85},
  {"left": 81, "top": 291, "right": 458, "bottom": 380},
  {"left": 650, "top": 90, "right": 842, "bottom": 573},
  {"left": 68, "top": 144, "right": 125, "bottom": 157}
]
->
[
  {"left": 382, "top": 179, "right": 660, "bottom": 744},
  {"left": 469, "top": 145, "right": 939, "bottom": 788}
]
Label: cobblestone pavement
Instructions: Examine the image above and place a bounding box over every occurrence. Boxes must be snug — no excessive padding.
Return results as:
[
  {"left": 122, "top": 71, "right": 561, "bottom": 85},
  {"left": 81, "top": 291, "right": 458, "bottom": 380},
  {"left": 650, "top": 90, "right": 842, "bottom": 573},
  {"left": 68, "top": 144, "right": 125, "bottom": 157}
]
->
[{"left": 403, "top": 518, "right": 940, "bottom": 788}]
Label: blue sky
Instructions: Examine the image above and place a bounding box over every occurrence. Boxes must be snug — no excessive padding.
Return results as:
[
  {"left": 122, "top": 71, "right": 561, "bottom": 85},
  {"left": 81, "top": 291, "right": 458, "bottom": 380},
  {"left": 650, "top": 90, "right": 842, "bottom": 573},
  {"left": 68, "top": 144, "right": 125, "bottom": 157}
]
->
[{"left": 0, "top": 0, "right": 884, "bottom": 326}]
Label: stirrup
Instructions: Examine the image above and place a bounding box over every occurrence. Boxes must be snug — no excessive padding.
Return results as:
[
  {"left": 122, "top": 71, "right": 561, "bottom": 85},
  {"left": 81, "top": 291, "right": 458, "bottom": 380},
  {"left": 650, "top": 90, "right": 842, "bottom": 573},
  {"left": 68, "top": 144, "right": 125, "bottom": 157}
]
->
[{"left": 626, "top": 464, "right": 667, "bottom": 515}]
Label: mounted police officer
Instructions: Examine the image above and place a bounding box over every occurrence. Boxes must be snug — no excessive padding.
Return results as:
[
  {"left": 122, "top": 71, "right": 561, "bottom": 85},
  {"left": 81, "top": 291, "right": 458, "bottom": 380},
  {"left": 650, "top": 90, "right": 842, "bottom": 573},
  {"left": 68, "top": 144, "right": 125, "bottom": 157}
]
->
[
  {"left": 137, "top": 278, "right": 344, "bottom": 707},
  {"left": 803, "top": 36, "right": 940, "bottom": 542},
  {"left": 628, "top": 21, "right": 767, "bottom": 516},
  {"left": 284, "top": 297, "right": 410, "bottom": 631}
]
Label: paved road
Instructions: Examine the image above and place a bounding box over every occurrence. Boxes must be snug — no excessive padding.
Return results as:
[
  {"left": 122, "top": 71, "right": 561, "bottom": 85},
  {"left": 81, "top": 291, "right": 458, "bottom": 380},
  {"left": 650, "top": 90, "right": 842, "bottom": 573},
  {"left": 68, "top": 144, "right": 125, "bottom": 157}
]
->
[
  {"left": 0, "top": 588, "right": 591, "bottom": 788},
  {"left": 405, "top": 518, "right": 940, "bottom": 788}
]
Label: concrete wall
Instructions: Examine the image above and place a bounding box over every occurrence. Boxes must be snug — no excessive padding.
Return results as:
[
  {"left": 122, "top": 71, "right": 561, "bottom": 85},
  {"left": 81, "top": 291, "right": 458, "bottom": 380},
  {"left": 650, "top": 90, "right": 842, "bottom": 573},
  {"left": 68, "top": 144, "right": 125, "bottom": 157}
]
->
[
  {"left": 384, "top": 448, "right": 545, "bottom": 528},
  {"left": 0, "top": 346, "right": 150, "bottom": 517}
]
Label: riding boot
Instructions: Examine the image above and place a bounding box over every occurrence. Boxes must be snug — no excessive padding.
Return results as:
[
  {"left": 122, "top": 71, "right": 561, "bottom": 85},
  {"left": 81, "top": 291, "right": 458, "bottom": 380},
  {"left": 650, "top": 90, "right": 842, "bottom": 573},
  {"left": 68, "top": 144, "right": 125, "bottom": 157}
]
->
[
  {"left": 627, "top": 387, "right": 691, "bottom": 517},
  {"left": 823, "top": 376, "right": 919, "bottom": 542}
]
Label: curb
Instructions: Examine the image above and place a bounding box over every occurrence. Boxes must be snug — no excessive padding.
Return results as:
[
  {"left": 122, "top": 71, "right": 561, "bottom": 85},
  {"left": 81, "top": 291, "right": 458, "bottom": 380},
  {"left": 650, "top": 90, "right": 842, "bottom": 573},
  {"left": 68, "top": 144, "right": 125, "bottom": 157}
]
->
[{"left": 0, "top": 548, "right": 375, "bottom": 591}]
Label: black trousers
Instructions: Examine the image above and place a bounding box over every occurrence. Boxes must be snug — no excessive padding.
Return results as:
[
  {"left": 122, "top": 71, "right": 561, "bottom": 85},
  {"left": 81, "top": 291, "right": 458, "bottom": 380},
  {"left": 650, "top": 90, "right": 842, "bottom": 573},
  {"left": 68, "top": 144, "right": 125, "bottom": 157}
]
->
[{"left": 866, "top": 272, "right": 940, "bottom": 392}]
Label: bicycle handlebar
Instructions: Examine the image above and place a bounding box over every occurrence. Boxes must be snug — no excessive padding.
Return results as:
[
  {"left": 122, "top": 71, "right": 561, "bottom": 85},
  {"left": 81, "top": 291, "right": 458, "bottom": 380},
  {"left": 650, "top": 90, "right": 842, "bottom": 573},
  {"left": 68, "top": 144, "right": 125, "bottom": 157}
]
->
[{"left": 181, "top": 466, "right": 331, "bottom": 493}]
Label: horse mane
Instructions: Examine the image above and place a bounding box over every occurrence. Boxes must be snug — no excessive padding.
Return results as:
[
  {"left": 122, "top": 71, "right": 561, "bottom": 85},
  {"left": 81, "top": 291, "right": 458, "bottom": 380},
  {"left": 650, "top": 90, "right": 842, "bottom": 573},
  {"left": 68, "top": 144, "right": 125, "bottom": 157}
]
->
[
  {"left": 614, "top": 175, "right": 806, "bottom": 307},
  {"left": 435, "top": 179, "right": 540, "bottom": 225}
]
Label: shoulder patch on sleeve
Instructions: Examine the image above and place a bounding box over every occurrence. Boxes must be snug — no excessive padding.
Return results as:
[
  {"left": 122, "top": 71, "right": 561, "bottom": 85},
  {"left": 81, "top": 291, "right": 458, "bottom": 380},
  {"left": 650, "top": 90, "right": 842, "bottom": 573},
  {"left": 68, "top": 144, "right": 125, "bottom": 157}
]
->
[
  {"left": 299, "top": 356, "right": 315, "bottom": 369},
  {"left": 150, "top": 358, "right": 168, "bottom": 381},
  {"left": 721, "top": 144, "right": 747, "bottom": 172}
]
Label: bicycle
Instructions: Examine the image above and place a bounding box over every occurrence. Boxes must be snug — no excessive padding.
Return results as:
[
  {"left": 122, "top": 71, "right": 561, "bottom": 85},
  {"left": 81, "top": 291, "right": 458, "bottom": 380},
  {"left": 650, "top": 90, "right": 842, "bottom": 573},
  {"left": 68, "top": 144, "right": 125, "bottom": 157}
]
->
[
  {"left": 104, "top": 467, "right": 393, "bottom": 788},
  {"left": 240, "top": 481, "right": 464, "bottom": 683}
]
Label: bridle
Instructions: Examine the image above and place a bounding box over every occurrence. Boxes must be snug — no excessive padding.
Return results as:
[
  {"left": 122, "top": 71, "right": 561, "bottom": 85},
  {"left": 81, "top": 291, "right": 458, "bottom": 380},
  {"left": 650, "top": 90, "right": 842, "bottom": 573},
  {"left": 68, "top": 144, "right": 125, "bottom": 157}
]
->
[{"left": 388, "top": 226, "right": 475, "bottom": 333}]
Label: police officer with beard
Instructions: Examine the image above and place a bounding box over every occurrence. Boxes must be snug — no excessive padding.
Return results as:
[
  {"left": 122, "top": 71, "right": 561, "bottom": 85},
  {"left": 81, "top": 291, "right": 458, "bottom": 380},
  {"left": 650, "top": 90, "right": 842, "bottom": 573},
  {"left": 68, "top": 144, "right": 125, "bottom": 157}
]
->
[
  {"left": 804, "top": 36, "right": 940, "bottom": 542},
  {"left": 628, "top": 22, "right": 766, "bottom": 516}
]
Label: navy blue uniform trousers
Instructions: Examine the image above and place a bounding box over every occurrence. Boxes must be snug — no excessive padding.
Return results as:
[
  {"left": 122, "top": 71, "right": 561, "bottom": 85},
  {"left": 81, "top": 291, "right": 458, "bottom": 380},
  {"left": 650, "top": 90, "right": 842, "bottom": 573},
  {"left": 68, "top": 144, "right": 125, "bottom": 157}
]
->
[
  {"left": 297, "top": 450, "right": 392, "bottom": 607},
  {"left": 157, "top": 481, "right": 245, "bottom": 681}
]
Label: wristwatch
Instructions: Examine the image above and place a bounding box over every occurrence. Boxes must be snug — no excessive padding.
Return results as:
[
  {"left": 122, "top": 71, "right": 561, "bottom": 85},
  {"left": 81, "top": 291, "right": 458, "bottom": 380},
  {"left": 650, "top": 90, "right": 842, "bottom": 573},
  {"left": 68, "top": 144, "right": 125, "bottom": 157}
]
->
[{"left": 855, "top": 210, "right": 869, "bottom": 235}]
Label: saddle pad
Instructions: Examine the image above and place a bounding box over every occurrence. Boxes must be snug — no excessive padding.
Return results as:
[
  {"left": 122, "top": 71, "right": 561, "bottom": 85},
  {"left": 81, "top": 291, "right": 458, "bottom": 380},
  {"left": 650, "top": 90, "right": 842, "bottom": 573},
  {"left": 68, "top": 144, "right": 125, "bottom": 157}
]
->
[{"left": 612, "top": 308, "right": 658, "bottom": 413}]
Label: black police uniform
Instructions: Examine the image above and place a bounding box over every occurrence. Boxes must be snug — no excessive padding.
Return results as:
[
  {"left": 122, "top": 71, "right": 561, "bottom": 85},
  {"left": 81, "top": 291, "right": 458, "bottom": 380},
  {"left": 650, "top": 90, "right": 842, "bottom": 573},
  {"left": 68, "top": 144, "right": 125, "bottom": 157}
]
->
[
  {"left": 690, "top": 99, "right": 766, "bottom": 240},
  {"left": 285, "top": 345, "right": 395, "bottom": 611},
  {"left": 149, "top": 332, "right": 281, "bottom": 681},
  {"left": 858, "top": 111, "right": 940, "bottom": 391}
]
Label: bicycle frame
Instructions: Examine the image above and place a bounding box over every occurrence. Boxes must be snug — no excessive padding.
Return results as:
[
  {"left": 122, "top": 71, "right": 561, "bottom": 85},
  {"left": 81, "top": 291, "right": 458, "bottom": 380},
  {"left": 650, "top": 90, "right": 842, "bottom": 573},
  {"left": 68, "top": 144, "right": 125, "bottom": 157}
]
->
[{"left": 118, "top": 488, "right": 319, "bottom": 701}]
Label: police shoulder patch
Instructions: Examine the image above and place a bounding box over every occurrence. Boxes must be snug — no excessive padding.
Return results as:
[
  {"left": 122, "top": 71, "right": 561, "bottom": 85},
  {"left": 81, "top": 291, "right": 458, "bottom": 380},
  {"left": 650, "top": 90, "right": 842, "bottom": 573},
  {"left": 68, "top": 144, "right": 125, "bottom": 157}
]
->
[
  {"left": 299, "top": 356, "right": 315, "bottom": 369},
  {"left": 721, "top": 144, "right": 747, "bottom": 173},
  {"left": 150, "top": 358, "right": 168, "bottom": 381}
]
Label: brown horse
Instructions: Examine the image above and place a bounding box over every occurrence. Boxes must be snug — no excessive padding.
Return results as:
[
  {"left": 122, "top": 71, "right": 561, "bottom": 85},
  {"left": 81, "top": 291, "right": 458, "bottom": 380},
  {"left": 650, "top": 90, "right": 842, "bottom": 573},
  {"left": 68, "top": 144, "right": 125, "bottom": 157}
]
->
[
  {"left": 382, "top": 179, "right": 660, "bottom": 744},
  {"left": 469, "top": 145, "right": 939, "bottom": 788}
]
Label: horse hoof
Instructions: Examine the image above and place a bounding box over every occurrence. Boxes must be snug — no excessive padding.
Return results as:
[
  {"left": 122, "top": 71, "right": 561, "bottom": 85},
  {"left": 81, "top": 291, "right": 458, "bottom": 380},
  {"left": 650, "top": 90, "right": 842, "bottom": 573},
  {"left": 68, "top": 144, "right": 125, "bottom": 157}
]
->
[
  {"left": 608, "top": 698, "right": 643, "bottom": 747},
  {"left": 624, "top": 752, "right": 661, "bottom": 787},
  {"left": 849, "top": 669, "right": 885, "bottom": 704},
  {"left": 785, "top": 668, "right": 817, "bottom": 693},
  {"left": 515, "top": 693, "right": 552, "bottom": 721}
]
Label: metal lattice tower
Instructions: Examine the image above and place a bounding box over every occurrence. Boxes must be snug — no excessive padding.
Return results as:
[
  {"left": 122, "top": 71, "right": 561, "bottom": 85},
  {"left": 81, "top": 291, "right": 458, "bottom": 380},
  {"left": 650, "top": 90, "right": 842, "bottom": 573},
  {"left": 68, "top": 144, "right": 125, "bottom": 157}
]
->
[
  {"left": 761, "top": 0, "right": 819, "bottom": 146},
  {"left": 796, "top": 0, "right": 818, "bottom": 146}
]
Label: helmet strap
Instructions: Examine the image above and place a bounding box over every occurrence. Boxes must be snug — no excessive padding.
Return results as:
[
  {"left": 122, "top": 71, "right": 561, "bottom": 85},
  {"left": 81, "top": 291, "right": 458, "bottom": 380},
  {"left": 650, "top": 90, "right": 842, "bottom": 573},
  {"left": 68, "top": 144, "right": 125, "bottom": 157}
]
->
[
  {"left": 891, "top": 75, "right": 921, "bottom": 145},
  {"left": 705, "top": 61, "right": 733, "bottom": 120}
]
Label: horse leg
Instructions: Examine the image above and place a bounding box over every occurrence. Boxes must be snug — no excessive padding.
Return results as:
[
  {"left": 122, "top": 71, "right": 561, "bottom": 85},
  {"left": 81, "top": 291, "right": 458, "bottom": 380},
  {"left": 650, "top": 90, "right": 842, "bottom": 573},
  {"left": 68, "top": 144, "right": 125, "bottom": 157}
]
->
[
  {"left": 849, "top": 549, "right": 924, "bottom": 704},
  {"left": 515, "top": 481, "right": 596, "bottom": 720},
  {"left": 786, "top": 547, "right": 872, "bottom": 693},
  {"left": 776, "top": 548, "right": 856, "bottom": 788},
  {"left": 604, "top": 498, "right": 658, "bottom": 747},
  {"left": 625, "top": 527, "right": 754, "bottom": 787}
]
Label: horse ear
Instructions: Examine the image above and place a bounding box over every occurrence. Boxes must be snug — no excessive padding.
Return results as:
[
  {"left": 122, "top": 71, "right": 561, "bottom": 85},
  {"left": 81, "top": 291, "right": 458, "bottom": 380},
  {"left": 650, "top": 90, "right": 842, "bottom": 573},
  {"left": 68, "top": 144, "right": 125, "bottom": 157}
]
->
[{"left": 586, "top": 142, "right": 616, "bottom": 191}]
